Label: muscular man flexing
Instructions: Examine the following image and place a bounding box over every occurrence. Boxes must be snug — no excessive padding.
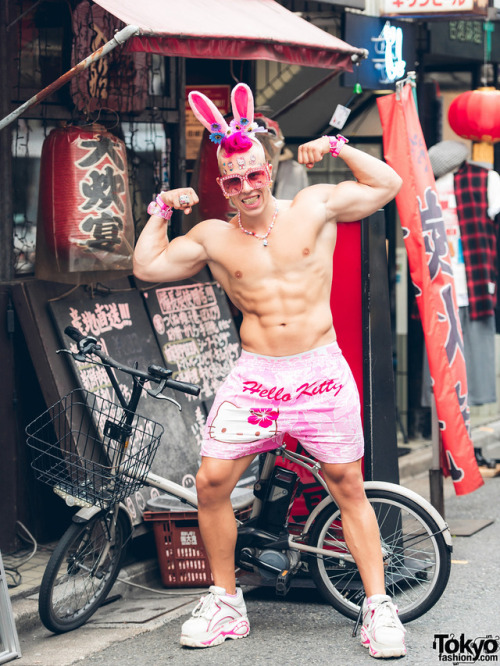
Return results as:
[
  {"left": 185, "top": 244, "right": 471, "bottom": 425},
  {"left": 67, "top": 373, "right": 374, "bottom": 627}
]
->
[{"left": 133, "top": 83, "right": 405, "bottom": 659}]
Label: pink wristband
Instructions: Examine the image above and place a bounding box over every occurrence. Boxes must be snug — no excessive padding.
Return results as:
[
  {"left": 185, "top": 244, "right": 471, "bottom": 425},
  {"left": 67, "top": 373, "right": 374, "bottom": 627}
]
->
[
  {"left": 147, "top": 194, "right": 173, "bottom": 220},
  {"left": 323, "top": 134, "right": 349, "bottom": 158}
]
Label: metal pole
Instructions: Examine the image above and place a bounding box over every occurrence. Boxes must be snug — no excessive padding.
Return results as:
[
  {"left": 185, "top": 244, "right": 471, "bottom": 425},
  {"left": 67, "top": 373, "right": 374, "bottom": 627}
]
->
[
  {"left": 0, "top": 0, "right": 14, "bottom": 282},
  {"left": 429, "top": 392, "right": 445, "bottom": 518},
  {"left": 0, "top": 24, "right": 140, "bottom": 132}
]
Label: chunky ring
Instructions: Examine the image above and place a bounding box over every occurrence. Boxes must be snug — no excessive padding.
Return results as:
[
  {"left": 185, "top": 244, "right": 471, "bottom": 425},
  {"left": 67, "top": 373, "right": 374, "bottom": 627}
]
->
[{"left": 179, "top": 194, "right": 191, "bottom": 206}]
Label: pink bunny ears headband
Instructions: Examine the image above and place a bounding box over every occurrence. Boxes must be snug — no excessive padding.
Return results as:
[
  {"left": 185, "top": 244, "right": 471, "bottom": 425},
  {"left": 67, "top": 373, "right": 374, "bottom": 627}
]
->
[{"left": 188, "top": 83, "right": 267, "bottom": 150}]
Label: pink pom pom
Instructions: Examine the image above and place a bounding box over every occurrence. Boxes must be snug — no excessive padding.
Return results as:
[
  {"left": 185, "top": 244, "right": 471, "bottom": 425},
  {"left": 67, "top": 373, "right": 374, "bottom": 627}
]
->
[{"left": 220, "top": 131, "right": 253, "bottom": 157}]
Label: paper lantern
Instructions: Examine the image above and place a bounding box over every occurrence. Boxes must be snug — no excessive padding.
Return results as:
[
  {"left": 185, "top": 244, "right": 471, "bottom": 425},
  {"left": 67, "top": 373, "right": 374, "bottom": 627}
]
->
[
  {"left": 38, "top": 124, "right": 133, "bottom": 271},
  {"left": 448, "top": 87, "right": 500, "bottom": 144}
]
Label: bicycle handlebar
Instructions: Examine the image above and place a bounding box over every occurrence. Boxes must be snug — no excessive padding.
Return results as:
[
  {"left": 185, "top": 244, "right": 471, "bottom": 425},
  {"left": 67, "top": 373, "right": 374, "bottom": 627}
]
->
[{"left": 64, "top": 326, "right": 201, "bottom": 397}]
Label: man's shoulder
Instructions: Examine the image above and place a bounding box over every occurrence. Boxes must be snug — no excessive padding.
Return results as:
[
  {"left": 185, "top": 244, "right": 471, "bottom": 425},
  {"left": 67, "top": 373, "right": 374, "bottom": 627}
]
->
[
  {"left": 187, "top": 216, "right": 233, "bottom": 242},
  {"left": 290, "top": 183, "right": 334, "bottom": 210},
  {"left": 198, "top": 216, "right": 232, "bottom": 229}
]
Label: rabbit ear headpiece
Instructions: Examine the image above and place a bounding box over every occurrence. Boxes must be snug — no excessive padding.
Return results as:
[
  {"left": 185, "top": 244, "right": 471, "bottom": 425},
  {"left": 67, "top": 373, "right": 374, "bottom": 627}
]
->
[{"left": 188, "top": 83, "right": 266, "bottom": 145}]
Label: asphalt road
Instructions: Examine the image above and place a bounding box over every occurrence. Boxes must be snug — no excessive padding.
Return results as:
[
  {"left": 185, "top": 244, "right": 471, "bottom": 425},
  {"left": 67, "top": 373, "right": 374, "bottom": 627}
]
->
[{"left": 43, "top": 473, "right": 500, "bottom": 666}]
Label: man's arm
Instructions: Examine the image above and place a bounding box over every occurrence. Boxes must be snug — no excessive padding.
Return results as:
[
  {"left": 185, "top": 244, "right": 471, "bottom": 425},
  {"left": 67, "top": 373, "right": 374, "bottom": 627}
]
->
[
  {"left": 133, "top": 188, "right": 209, "bottom": 283},
  {"left": 297, "top": 136, "right": 402, "bottom": 222}
]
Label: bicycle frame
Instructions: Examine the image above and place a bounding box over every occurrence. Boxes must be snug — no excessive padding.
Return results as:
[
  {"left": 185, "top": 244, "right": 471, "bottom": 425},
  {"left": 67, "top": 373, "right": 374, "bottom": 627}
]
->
[
  {"left": 34, "top": 330, "right": 453, "bottom": 635},
  {"left": 69, "top": 439, "right": 451, "bottom": 585},
  {"left": 122, "top": 446, "right": 346, "bottom": 564},
  {"left": 56, "top": 326, "right": 452, "bottom": 578},
  {"left": 123, "top": 442, "right": 452, "bottom": 560}
]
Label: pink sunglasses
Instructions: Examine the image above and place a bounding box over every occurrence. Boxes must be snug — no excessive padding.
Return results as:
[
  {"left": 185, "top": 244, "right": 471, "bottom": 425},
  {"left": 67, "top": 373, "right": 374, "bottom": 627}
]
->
[{"left": 217, "top": 164, "right": 271, "bottom": 197}]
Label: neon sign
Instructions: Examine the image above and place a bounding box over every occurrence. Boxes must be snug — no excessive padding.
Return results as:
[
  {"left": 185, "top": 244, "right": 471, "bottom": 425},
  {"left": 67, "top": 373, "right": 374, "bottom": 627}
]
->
[{"left": 372, "top": 21, "right": 406, "bottom": 83}]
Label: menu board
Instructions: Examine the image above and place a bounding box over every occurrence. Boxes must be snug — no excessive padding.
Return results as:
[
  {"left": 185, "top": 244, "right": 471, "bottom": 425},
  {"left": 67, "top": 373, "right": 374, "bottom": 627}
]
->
[{"left": 142, "top": 281, "right": 240, "bottom": 406}]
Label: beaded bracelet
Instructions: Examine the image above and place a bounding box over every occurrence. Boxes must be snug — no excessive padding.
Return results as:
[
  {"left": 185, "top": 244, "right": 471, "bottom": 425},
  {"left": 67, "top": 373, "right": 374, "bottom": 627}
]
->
[
  {"left": 323, "top": 134, "right": 349, "bottom": 158},
  {"left": 147, "top": 194, "right": 173, "bottom": 220}
]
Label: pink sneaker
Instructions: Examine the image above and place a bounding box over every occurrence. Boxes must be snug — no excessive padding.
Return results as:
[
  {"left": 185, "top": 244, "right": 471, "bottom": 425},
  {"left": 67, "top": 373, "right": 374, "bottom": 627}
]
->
[
  {"left": 180, "top": 586, "right": 250, "bottom": 648},
  {"left": 361, "top": 594, "right": 407, "bottom": 658}
]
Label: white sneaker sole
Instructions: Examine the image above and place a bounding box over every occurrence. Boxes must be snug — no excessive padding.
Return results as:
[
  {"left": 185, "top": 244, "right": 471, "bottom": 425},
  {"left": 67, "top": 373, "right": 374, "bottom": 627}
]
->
[
  {"left": 361, "top": 627, "right": 407, "bottom": 658},
  {"left": 180, "top": 618, "right": 250, "bottom": 648}
]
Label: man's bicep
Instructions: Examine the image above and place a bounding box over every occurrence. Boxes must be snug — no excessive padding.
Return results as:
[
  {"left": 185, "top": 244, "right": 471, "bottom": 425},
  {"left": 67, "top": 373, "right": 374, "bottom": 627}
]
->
[
  {"left": 328, "top": 181, "right": 391, "bottom": 223},
  {"left": 167, "top": 234, "right": 209, "bottom": 275},
  {"left": 134, "top": 233, "right": 208, "bottom": 283}
]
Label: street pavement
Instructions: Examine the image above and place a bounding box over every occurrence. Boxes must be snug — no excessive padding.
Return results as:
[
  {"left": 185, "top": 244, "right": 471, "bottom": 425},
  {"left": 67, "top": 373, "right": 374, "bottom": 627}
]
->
[{"left": 9, "top": 436, "right": 500, "bottom": 666}]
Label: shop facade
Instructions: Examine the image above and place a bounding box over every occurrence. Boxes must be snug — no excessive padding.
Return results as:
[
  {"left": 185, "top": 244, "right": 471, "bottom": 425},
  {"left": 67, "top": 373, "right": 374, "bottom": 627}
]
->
[
  {"left": 1, "top": 0, "right": 499, "bottom": 552},
  {"left": 0, "top": 0, "right": 368, "bottom": 552}
]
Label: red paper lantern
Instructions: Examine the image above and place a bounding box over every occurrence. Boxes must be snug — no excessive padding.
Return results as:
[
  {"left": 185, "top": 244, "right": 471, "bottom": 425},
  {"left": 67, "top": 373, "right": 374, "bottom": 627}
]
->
[
  {"left": 38, "top": 124, "right": 134, "bottom": 272},
  {"left": 448, "top": 87, "right": 500, "bottom": 144}
]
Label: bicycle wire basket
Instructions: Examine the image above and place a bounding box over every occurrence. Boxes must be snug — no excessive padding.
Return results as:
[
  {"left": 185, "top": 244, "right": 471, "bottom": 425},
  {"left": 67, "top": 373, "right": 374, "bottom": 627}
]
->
[{"left": 25, "top": 388, "right": 164, "bottom": 509}]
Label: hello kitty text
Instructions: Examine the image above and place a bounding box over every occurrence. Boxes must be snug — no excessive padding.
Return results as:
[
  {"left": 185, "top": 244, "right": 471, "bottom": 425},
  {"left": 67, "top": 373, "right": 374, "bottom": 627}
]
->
[{"left": 241, "top": 379, "right": 344, "bottom": 403}]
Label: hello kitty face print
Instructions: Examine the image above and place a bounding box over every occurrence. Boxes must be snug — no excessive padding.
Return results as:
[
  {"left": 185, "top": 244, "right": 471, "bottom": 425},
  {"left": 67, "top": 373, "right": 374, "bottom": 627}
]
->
[{"left": 208, "top": 401, "right": 279, "bottom": 444}]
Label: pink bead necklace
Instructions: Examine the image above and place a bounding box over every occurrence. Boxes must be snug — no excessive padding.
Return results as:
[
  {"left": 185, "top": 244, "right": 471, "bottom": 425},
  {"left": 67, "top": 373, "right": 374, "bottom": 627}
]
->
[{"left": 237, "top": 198, "right": 279, "bottom": 247}]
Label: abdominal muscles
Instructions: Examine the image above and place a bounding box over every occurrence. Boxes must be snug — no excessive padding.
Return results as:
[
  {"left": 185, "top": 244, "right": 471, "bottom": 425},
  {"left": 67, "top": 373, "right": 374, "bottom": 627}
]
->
[{"left": 236, "top": 273, "right": 335, "bottom": 356}]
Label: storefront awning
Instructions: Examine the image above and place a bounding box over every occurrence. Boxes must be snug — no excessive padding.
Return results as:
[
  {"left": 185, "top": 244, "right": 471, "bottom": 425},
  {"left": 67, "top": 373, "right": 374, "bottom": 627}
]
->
[{"left": 92, "top": 0, "right": 366, "bottom": 71}]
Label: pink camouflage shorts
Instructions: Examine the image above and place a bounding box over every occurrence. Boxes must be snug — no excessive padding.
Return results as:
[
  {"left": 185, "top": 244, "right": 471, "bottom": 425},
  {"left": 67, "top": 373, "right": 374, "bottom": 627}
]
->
[{"left": 201, "top": 342, "right": 364, "bottom": 463}]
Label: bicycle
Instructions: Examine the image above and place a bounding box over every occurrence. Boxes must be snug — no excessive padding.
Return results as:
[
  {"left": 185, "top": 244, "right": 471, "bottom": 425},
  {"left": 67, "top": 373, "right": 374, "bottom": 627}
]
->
[{"left": 26, "top": 326, "right": 452, "bottom": 635}]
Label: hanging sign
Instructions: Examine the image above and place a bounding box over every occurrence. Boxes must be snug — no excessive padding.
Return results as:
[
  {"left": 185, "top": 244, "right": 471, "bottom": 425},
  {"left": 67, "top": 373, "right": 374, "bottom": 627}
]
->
[
  {"left": 429, "top": 20, "right": 500, "bottom": 63},
  {"left": 71, "top": 1, "right": 149, "bottom": 113},
  {"left": 343, "top": 14, "right": 416, "bottom": 91},
  {"left": 381, "top": 0, "right": 489, "bottom": 17},
  {"left": 377, "top": 84, "right": 483, "bottom": 496}
]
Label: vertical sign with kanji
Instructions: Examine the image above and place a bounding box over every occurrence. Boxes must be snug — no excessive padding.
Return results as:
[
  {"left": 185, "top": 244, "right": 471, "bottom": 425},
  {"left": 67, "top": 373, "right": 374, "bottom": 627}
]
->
[{"left": 377, "top": 84, "right": 483, "bottom": 495}]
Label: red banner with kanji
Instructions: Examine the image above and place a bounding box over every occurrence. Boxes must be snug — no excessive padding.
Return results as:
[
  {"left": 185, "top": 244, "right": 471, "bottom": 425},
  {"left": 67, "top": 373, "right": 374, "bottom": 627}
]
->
[{"left": 377, "top": 83, "right": 483, "bottom": 495}]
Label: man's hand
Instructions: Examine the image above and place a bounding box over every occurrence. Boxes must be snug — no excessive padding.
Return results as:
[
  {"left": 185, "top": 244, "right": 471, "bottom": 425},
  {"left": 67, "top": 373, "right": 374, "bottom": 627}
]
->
[
  {"left": 297, "top": 137, "right": 330, "bottom": 169},
  {"left": 159, "top": 188, "right": 199, "bottom": 215}
]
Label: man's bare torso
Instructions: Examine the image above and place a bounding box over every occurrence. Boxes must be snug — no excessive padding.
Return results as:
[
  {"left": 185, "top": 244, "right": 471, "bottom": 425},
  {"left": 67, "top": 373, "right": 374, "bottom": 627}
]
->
[{"left": 196, "top": 196, "right": 338, "bottom": 356}]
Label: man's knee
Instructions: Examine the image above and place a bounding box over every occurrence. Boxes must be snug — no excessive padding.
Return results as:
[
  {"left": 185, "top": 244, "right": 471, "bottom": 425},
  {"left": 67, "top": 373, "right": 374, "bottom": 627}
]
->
[
  {"left": 322, "top": 461, "right": 366, "bottom": 503},
  {"left": 196, "top": 464, "right": 233, "bottom": 506}
]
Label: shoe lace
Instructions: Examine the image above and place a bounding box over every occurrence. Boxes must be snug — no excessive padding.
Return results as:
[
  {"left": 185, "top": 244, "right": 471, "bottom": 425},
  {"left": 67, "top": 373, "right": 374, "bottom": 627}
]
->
[
  {"left": 192, "top": 592, "right": 218, "bottom": 619},
  {"left": 371, "top": 600, "right": 400, "bottom": 629}
]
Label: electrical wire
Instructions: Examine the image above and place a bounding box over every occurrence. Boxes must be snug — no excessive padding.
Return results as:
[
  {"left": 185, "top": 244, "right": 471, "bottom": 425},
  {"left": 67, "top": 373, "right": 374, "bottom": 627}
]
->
[{"left": 4, "top": 521, "right": 38, "bottom": 588}]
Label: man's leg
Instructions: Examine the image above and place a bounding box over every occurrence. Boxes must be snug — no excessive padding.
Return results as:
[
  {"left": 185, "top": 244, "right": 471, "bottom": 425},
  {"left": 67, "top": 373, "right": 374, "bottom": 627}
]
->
[
  {"left": 320, "top": 459, "right": 406, "bottom": 659},
  {"left": 196, "top": 453, "right": 256, "bottom": 593},
  {"left": 180, "top": 453, "right": 255, "bottom": 648},
  {"left": 320, "top": 459, "right": 385, "bottom": 596}
]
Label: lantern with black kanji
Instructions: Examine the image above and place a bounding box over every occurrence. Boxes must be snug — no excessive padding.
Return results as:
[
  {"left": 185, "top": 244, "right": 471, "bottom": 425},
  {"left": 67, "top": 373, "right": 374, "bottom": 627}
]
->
[
  {"left": 448, "top": 87, "right": 500, "bottom": 164},
  {"left": 37, "top": 124, "right": 134, "bottom": 274}
]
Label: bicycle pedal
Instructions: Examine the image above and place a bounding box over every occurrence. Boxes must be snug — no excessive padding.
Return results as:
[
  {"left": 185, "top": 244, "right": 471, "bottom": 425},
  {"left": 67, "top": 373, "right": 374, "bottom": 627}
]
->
[{"left": 275, "top": 569, "right": 292, "bottom": 597}]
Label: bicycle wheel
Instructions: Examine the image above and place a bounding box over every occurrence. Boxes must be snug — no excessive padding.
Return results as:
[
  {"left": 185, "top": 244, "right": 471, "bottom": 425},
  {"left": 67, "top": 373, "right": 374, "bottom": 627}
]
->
[
  {"left": 309, "top": 489, "right": 451, "bottom": 623},
  {"left": 39, "top": 508, "right": 131, "bottom": 633}
]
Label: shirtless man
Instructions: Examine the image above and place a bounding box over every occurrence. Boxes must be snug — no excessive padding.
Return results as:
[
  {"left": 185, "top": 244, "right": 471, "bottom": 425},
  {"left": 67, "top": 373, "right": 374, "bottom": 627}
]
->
[{"left": 133, "top": 84, "right": 405, "bottom": 659}]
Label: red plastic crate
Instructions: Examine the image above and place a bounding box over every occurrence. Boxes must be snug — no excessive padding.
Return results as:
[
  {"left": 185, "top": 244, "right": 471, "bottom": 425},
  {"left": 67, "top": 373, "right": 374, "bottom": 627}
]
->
[{"left": 143, "top": 510, "right": 212, "bottom": 587}]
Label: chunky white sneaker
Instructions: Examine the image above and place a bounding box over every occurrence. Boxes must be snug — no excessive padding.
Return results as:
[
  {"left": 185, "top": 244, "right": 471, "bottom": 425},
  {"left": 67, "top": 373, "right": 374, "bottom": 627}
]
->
[
  {"left": 180, "top": 585, "right": 250, "bottom": 648},
  {"left": 361, "top": 594, "right": 407, "bottom": 658}
]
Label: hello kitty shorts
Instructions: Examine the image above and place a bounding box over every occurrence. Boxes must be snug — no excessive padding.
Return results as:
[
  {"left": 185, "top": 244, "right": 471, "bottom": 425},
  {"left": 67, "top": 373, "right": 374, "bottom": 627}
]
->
[{"left": 201, "top": 342, "right": 364, "bottom": 464}]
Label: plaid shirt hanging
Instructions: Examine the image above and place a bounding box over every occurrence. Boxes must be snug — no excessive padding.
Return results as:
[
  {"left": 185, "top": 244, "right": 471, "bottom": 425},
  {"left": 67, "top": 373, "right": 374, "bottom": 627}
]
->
[{"left": 454, "top": 162, "right": 498, "bottom": 320}]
